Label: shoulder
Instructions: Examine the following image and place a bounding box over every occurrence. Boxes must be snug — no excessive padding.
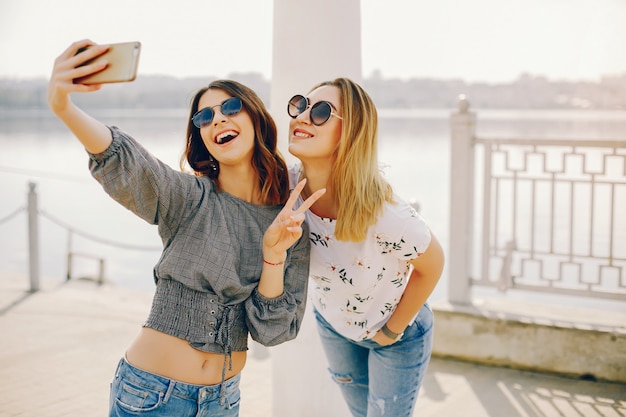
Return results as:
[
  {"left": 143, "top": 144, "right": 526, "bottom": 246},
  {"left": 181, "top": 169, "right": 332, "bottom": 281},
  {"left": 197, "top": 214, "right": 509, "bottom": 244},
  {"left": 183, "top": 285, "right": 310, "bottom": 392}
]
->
[
  {"left": 195, "top": 174, "right": 216, "bottom": 194},
  {"left": 381, "top": 195, "right": 424, "bottom": 224},
  {"left": 377, "top": 196, "right": 431, "bottom": 254}
]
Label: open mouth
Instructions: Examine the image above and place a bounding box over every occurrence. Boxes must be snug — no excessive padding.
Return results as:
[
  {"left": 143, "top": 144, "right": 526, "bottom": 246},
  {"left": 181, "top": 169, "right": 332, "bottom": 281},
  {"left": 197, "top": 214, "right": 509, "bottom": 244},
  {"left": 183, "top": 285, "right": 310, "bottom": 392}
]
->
[{"left": 215, "top": 130, "right": 238, "bottom": 144}]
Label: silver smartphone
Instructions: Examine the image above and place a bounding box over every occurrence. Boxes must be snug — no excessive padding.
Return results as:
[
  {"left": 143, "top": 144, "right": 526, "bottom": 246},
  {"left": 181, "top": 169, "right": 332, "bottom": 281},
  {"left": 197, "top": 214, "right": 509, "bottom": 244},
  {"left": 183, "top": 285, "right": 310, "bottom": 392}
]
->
[{"left": 74, "top": 41, "right": 141, "bottom": 84}]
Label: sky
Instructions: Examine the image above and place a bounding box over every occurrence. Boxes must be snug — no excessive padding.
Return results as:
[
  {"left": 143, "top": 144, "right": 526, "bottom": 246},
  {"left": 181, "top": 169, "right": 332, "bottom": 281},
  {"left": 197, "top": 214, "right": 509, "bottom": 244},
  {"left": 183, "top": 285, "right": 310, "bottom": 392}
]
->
[{"left": 1, "top": 0, "right": 625, "bottom": 83}]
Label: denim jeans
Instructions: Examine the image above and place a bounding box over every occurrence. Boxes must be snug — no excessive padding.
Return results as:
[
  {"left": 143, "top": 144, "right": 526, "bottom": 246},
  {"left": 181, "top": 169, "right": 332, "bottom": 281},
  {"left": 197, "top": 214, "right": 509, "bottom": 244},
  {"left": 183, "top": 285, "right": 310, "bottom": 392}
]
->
[
  {"left": 109, "top": 357, "right": 241, "bottom": 417},
  {"left": 314, "top": 303, "right": 433, "bottom": 417}
]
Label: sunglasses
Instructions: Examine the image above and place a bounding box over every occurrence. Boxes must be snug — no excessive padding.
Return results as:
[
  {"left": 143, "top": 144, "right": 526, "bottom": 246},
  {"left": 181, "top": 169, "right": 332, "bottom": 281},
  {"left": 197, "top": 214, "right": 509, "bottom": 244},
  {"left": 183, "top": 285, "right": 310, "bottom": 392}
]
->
[
  {"left": 287, "top": 94, "right": 343, "bottom": 126},
  {"left": 192, "top": 97, "right": 243, "bottom": 128}
]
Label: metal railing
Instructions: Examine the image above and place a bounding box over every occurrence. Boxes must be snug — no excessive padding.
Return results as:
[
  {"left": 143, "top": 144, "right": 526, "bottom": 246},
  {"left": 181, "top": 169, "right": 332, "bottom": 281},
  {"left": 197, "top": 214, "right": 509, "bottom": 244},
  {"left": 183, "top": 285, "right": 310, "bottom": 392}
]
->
[
  {"left": 0, "top": 182, "right": 161, "bottom": 291},
  {"left": 448, "top": 96, "right": 626, "bottom": 303}
]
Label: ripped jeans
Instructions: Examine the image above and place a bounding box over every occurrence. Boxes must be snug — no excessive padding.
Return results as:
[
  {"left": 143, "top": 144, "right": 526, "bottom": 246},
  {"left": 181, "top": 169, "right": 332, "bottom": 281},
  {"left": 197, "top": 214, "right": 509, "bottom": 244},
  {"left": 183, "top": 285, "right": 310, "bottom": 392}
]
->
[{"left": 313, "top": 304, "right": 433, "bottom": 417}]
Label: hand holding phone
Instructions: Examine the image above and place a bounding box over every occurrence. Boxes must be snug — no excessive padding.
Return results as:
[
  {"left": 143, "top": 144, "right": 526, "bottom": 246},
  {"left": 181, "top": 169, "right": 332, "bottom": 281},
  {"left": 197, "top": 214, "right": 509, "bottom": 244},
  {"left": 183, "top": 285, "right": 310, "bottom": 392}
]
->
[{"left": 74, "top": 41, "right": 141, "bottom": 85}]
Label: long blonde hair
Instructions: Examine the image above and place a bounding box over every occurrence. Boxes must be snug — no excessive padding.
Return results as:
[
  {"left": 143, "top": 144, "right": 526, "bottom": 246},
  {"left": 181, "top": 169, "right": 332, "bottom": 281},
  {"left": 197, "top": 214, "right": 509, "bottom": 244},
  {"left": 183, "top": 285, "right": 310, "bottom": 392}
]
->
[{"left": 311, "top": 78, "right": 394, "bottom": 241}]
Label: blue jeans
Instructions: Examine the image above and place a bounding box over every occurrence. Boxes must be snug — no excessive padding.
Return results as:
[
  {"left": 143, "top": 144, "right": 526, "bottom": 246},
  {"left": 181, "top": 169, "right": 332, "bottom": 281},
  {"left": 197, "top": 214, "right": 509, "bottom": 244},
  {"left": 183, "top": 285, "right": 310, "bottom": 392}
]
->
[
  {"left": 314, "top": 304, "right": 434, "bottom": 417},
  {"left": 109, "top": 357, "right": 241, "bottom": 416}
]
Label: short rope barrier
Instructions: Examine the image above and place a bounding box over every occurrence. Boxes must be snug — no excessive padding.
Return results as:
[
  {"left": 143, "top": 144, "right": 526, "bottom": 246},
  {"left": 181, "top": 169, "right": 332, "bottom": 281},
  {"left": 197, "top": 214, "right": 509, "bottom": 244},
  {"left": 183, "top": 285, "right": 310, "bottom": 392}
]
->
[
  {"left": 39, "top": 209, "right": 161, "bottom": 252},
  {"left": 0, "top": 206, "right": 25, "bottom": 225}
]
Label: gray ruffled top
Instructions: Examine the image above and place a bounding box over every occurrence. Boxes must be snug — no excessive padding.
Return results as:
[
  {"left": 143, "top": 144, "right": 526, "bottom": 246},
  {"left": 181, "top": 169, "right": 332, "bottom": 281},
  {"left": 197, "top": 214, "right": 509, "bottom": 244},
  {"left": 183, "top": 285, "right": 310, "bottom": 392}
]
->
[{"left": 88, "top": 126, "right": 311, "bottom": 360}]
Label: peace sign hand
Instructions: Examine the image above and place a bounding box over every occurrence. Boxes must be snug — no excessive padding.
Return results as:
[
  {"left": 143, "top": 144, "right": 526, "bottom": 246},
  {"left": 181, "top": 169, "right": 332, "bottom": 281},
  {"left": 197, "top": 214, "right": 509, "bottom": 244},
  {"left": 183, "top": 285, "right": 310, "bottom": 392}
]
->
[{"left": 262, "top": 179, "right": 325, "bottom": 263}]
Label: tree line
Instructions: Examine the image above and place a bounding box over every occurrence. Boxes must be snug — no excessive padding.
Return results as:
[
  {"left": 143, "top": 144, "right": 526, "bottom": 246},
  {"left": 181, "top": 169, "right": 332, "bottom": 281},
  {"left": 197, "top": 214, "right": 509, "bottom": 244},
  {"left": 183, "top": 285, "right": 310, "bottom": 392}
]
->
[{"left": 1, "top": 72, "right": 624, "bottom": 110}]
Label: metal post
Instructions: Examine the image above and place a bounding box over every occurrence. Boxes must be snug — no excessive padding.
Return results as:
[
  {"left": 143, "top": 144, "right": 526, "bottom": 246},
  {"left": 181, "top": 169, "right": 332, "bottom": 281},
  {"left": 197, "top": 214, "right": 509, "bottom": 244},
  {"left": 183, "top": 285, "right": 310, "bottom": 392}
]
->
[
  {"left": 66, "top": 232, "right": 73, "bottom": 281},
  {"left": 67, "top": 252, "right": 73, "bottom": 281},
  {"left": 27, "top": 182, "right": 40, "bottom": 292},
  {"left": 448, "top": 95, "right": 476, "bottom": 304},
  {"left": 98, "top": 258, "right": 105, "bottom": 285}
]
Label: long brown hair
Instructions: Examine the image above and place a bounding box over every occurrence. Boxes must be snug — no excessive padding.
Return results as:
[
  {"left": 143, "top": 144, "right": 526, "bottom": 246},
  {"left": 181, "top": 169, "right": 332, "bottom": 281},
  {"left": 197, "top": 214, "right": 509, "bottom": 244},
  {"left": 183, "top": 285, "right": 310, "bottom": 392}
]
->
[
  {"left": 311, "top": 78, "right": 394, "bottom": 241},
  {"left": 181, "top": 80, "right": 289, "bottom": 205}
]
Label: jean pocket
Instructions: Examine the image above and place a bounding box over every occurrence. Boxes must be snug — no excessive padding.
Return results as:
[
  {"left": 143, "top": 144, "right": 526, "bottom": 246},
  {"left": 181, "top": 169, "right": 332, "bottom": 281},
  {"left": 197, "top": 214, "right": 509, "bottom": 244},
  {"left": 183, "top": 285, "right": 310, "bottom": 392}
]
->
[
  {"left": 113, "top": 377, "right": 165, "bottom": 413},
  {"left": 221, "top": 377, "right": 242, "bottom": 410},
  {"left": 411, "top": 304, "right": 434, "bottom": 337},
  {"left": 223, "top": 391, "right": 241, "bottom": 410}
]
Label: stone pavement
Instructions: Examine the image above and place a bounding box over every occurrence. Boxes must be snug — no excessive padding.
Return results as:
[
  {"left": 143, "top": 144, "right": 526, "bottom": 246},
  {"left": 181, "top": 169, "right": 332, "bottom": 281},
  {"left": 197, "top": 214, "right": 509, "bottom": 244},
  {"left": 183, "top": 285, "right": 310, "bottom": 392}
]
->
[{"left": 0, "top": 273, "right": 624, "bottom": 417}]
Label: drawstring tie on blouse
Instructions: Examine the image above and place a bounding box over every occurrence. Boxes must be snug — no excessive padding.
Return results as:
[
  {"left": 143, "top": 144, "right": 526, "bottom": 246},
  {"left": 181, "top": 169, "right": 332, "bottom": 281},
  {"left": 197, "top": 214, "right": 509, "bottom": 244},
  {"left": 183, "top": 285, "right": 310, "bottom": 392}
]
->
[{"left": 216, "top": 306, "right": 235, "bottom": 405}]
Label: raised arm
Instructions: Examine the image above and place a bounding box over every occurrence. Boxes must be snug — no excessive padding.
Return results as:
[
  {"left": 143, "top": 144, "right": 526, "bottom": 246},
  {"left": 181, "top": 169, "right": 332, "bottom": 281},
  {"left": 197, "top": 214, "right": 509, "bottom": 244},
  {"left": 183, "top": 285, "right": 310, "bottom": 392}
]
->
[
  {"left": 47, "top": 39, "right": 113, "bottom": 154},
  {"left": 257, "top": 179, "right": 325, "bottom": 297},
  {"left": 243, "top": 180, "right": 325, "bottom": 346}
]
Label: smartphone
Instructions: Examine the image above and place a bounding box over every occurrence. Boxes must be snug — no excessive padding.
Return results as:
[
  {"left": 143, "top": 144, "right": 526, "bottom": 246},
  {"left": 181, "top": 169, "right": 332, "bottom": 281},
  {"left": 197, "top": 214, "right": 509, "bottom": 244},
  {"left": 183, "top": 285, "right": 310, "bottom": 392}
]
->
[{"left": 74, "top": 41, "right": 141, "bottom": 84}]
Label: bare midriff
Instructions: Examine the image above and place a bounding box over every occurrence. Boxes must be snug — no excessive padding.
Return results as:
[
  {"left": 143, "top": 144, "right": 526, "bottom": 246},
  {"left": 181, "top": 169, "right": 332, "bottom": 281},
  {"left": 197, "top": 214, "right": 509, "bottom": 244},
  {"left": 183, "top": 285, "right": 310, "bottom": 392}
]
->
[{"left": 125, "top": 327, "right": 247, "bottom": 385}]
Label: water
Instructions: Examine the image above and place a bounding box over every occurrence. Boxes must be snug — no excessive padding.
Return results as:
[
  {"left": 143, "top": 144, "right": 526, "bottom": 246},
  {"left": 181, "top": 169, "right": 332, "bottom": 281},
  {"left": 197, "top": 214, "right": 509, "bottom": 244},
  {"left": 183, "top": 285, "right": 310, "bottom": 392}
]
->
[{"left": 1, "top": 107, "right": 625, "bottom": 310}]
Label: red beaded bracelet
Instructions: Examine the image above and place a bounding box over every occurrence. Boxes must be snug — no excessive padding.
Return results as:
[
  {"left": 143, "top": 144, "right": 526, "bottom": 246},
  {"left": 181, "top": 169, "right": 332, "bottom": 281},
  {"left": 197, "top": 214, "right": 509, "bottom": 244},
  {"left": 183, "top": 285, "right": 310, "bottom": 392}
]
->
[{"left": 263, "top": 259, "right": 285, "bottom": 266}]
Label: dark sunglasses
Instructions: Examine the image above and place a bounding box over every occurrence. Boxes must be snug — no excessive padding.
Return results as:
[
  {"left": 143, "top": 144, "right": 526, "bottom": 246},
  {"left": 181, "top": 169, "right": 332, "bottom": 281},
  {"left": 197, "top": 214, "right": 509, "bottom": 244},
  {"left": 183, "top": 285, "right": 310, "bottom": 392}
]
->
[
  {"left": 192, "top": 97, "right": 243, "bottom": 128},
  {"left": 287, "top": 94, "right": 343, "bottom": 126}
]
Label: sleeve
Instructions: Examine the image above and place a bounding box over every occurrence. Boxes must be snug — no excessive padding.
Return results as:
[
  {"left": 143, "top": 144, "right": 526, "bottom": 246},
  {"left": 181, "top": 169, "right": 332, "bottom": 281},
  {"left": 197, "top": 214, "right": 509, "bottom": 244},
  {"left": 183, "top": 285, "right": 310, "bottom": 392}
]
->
[
  {"left": 398, "top": 201, "right": 432, "bottom": 260},
  {"left": 243, "top": 220, "right": 311, "bottom": 346},
  {"left": 87, "top": 126, "right": 202, "bottom": 240}
]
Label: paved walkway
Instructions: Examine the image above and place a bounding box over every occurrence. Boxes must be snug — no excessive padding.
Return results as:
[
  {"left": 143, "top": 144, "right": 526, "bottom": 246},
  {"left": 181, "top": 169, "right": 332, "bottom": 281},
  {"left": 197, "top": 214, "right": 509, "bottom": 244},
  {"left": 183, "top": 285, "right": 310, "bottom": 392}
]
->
[{"left": 0, "top": 273, "right": 624, "bottom": 417}]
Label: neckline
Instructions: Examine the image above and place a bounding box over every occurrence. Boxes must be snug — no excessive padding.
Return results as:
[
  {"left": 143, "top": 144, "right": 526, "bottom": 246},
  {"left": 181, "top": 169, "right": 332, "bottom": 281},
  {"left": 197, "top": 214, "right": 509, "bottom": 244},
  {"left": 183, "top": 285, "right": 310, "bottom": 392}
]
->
[{"left": 217, "top": 188, "right": 280, "bottom": 209}]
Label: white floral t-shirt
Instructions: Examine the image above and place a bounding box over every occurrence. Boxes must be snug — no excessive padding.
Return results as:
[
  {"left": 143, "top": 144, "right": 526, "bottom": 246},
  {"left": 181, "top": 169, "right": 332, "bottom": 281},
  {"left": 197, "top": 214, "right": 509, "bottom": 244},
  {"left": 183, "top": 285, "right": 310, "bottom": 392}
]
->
[{"left": 289, "top": 166, "right": 432, "bottom": 341}]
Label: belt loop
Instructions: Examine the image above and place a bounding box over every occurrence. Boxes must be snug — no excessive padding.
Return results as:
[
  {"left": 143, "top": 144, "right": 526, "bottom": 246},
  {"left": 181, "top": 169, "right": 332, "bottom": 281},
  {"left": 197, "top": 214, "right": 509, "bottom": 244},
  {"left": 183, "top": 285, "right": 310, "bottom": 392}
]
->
[
  {"left": 114, "top": 357, "right": 124, "bottom": 378},
  {"left": 162, "top": 379, "right": 176, "bottom": 404}
]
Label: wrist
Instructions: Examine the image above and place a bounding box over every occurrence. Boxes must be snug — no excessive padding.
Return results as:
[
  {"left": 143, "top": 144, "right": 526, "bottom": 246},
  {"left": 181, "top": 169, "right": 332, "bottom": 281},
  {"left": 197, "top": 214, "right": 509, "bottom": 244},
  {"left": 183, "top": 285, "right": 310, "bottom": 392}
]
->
[
  {"left": 263, "top": 258, "right": 285, "bottom": 266},
  {"left": 380, "top": 323, "right": 404, "bottom": 341},
  {"left": 262, "top": 252, "right": 286, "bottom": 266}
]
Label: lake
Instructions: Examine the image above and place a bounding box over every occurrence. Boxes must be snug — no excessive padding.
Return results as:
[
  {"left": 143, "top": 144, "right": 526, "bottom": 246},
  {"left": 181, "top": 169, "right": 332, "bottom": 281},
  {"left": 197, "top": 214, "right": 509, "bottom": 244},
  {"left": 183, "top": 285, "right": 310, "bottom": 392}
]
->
[{"left": 1, "top": 107, "right": 625, "bottom": 308}]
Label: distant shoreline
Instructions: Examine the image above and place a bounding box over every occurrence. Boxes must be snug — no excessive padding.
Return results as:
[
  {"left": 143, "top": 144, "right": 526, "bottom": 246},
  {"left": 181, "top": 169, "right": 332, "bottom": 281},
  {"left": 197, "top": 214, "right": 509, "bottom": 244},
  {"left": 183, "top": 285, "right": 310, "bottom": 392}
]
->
[
  {"left": 2, "top": 107, "right": 626, "bottom": 120},
  {"left": 1, "top": 73, "right": 625, "bottom": 111}
]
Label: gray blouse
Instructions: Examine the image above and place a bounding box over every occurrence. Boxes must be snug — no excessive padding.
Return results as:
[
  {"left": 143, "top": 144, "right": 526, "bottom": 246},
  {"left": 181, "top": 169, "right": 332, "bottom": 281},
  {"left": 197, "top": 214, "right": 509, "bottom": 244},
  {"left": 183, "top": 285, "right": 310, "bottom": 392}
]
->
[{"left": 88, "top": 126, "right": 311, "bottom": 358}]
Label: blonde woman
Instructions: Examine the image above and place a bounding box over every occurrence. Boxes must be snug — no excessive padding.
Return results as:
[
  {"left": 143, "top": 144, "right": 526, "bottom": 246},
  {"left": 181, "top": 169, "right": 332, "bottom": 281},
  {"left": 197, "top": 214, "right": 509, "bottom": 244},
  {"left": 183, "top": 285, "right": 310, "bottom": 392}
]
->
[{"left": 287, "top": 78, "right": 444, "bottom": 417}]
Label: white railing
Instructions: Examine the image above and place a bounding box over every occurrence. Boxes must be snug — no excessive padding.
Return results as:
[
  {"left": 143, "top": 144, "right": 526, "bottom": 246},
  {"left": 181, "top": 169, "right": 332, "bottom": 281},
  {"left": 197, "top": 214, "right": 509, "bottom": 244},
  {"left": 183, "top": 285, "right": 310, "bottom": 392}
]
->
[{"left": 449, "top": 96, "right": 626, "bottom": 304}]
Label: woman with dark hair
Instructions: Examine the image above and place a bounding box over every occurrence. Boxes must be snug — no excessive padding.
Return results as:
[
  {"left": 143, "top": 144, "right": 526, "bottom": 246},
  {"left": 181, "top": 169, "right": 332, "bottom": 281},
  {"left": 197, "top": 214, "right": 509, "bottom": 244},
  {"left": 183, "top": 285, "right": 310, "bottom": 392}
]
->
[
  {"left": 48, "top": 39, "right": 324, "bottom": 417},
  {"left": 287, "top": 77, "right": 444, "bottom": 417},
  {"left": 184, "top": 80, "right": 288, "bottom": 201}
]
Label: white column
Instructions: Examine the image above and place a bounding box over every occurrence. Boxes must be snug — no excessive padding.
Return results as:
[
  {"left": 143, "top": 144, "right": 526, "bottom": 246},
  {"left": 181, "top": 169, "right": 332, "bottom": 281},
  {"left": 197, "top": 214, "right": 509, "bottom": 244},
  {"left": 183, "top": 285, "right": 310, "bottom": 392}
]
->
[
  {"left": 269, "top": 1, "right": 361, "bottom": 416},
  {"left": 270, "top": 0, "right": 362, "bottom": 164},
  {"left": 448, "top": 95, "right": 476, "bottom": 304}
]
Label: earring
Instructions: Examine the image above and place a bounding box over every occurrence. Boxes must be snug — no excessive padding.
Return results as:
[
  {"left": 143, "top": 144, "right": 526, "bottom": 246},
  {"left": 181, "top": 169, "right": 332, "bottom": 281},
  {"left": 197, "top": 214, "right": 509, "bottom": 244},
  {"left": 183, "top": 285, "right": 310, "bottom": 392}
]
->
[{"left": 208, "top": 155, "right": 219, "bottom": 174}]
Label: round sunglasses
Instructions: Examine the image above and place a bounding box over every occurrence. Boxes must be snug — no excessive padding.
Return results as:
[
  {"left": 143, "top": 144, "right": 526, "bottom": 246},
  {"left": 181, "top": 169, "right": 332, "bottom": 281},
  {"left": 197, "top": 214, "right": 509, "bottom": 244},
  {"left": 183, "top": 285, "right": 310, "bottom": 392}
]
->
[
  {"left": 192, "top": 97, "right": 243, "bottom": 128},
  {"left": 287, "top": 94, "right": 343, "bottom": 126}
]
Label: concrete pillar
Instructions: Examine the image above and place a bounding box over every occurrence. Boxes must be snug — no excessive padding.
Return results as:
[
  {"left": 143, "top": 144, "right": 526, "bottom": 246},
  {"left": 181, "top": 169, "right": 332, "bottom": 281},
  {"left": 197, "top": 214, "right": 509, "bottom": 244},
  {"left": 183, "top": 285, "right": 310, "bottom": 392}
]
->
[
  {"left": 270, "top": 0, "right": 362, "bottom": 163},
  {"left": 448, "top": 95, "right": 476, "bottom": 304},
  {"left": 269, "top": 1, "right": 361, "bottom": 415}
]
